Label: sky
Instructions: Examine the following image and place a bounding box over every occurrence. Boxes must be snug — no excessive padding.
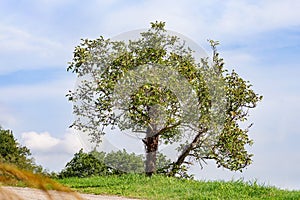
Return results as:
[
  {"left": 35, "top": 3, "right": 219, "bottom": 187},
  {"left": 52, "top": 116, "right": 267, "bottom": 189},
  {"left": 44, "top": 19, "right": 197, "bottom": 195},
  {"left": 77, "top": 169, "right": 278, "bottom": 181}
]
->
[{"left": 0, "top": 0, "right": 300, "bottom": 190}]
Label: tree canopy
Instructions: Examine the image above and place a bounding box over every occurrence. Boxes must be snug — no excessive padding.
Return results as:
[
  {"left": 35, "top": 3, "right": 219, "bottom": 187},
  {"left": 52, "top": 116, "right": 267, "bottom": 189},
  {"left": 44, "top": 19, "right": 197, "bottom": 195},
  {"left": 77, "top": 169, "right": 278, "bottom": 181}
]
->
[
  {"left": 67, "top": 21, "right": 262, "bottom": 176},
  {"left": 59, "top": 149, "right": 171, "bottom": 178},
  {"left": 59, "top": 149, "right": 109, "bottom": 178},
  {"left": 0, "top": 126, "right": 43, "bottom": 173}
]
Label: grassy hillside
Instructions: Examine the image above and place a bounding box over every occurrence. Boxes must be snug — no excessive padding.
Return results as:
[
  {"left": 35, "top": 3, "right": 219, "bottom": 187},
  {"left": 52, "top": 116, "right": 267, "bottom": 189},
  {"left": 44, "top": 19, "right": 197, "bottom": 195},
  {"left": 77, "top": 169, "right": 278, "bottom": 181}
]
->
[{"left": 58, "top": 174, "right": 300, "bottom": 200}]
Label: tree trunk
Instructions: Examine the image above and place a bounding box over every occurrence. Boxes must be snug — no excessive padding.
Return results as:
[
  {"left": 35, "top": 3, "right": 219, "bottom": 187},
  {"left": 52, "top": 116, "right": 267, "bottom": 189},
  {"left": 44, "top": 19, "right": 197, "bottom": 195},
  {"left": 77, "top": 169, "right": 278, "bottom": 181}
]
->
[
  {"left": 169, "top": 128, "right": 206, "bottom": 176},
  {"left": 143, "top": 126, "right": 159, "bottom": 177}
]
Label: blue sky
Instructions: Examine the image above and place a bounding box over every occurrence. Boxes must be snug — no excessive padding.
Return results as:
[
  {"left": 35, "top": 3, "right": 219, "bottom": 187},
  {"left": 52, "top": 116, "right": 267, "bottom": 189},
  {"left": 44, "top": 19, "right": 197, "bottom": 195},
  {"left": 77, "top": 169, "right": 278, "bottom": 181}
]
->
[{"left": 0, "top": 0, "right": 300, "bottom": 190}]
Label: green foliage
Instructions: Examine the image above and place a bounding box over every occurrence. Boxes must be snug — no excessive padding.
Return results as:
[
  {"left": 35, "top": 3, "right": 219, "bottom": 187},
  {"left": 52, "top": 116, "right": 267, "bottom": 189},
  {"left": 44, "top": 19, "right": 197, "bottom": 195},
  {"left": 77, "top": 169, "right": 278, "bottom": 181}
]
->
[
  {"left": 0, "top": 163, "right": 81, "bottom": 200},
  {"left": 155, "top": 152, "right": 172, "bottom": 172},
  {"left": 59, "top": 149, "right": 173, "bottom": 178},
  {"left": 59, "top": 149, "right": 109, "bottom": 178},
  {"left": 59, "top": 174, "right": 300, "bottom": 200},
  {"left": 103, "top": 149, "right": 144, "bottom": 174},
  {"left": 67, "top": 21, "right": 262, "bottom": 175},
  {"left": 0, "top": 127, "right": 43, "bottom": 173}
]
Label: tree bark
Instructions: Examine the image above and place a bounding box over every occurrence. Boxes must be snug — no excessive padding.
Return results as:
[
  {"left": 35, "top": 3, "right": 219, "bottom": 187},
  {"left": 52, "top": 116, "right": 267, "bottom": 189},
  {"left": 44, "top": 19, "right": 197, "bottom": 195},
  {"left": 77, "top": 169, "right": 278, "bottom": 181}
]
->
[
  {"left": 169, "top": 128, "right": 207, "bottom": 176},
  {"left": 143, "top": 126, "right": 159, "bottom": 177}
]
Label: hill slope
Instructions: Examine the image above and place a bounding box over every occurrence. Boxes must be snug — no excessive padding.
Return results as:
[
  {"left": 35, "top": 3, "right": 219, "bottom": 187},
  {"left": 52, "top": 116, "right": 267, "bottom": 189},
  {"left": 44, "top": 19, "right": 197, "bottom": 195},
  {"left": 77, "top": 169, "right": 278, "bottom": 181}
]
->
[{"left": 58, "top": 174, "right": 300, "bottom": 200}]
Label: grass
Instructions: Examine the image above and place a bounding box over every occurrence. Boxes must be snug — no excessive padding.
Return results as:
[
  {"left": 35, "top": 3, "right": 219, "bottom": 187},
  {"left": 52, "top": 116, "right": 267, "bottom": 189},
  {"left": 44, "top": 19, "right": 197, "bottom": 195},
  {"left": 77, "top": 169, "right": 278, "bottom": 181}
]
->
[
  {"left": 0, "top": 163, "right": 82, "bottom": 200},
  {"left": 58, "top": 174, "right": 300, "bottom": 200}
]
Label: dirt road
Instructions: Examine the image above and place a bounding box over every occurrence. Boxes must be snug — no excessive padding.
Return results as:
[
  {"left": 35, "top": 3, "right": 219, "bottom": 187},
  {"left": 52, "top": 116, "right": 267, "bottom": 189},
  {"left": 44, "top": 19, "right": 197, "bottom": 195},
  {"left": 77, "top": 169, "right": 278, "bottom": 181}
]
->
[{"left": 0, "top": 186, "right": 139, "bottom": 200}]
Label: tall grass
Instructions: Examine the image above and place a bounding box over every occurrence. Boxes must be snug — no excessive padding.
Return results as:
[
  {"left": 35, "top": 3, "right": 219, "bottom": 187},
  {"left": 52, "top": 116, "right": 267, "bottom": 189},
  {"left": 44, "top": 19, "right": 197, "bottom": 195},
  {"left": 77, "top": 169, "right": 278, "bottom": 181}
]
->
[
  {"left": 2, "top": 163, "right": 299, "bottom": 200},
  {"left": 59, "top": 174, "right": 300, "bottom": 200},
  {"left": 0, "top": 162, "right": 82, "bottom": 200}
]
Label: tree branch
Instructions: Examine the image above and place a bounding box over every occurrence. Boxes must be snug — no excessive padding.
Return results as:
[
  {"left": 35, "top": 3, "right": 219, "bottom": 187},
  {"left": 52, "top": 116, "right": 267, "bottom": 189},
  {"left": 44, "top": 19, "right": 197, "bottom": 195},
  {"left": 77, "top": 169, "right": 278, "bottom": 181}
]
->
[{"left": 168, "top": 127, "right": 208, "bottom": 175}]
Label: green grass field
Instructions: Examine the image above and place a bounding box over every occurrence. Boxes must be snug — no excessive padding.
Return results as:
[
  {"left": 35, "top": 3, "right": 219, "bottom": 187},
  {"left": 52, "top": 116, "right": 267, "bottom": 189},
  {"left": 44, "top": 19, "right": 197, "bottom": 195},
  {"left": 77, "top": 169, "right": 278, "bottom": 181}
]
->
[{"left": 58, "top": 174, "right": 300, "bottom": 200}]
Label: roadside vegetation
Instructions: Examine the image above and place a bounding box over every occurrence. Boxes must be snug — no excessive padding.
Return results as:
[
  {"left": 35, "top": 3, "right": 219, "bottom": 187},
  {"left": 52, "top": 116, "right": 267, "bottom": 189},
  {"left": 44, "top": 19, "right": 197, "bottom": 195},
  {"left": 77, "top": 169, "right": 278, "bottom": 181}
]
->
[
  {"left": 0, "top": 126, "right": 81, "bottom": 199},
  {"left": 59, "top": 174, "right": 300, "bottom": 200}
]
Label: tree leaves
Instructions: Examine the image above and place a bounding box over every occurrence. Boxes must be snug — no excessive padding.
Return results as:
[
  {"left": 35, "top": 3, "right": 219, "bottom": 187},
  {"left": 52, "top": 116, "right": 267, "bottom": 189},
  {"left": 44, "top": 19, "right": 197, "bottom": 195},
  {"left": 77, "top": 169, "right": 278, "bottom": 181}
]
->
[
  {"left": 0, "top": 127, "right": 43, "bottom": 173},
  {"left": 67, "top": 21, "right": 262, "bottom": 175}
]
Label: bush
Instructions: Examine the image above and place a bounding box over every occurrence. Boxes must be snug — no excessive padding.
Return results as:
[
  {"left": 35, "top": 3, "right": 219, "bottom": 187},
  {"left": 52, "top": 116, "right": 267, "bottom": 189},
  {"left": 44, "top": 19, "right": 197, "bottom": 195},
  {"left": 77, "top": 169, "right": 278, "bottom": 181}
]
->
[
  {"left": 0, "top": 126, "right": 43, "bottom": 173},
  {"left": 104, "top": 149, "right": 144, "bottom": 174},
  {"left": 59, "top": 148, "right": 175, "bottom": 178},
  {"left": 59, "top": 149, "right": 109, "bottom": 178}
]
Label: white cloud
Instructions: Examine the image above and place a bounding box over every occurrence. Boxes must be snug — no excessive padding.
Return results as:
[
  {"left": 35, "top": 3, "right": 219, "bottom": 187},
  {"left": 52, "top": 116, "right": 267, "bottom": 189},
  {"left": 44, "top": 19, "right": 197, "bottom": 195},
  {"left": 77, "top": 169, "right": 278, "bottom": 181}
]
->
[
  {"left": 21, "top": 129, "right": 84, "bottom": 171},
  {"left": 21, "top": 129, "right": 83, "bottom": 154},
  {"left": 1, "top": 0, "right": 298, "bottom": 76},
  {"left": 22, "top": 132, "right": 60, "bottom": 151},
  {"left": 96, "top": 0, "right": 300, "bottom": 43},
  {"left": 59, "top": 129, "right": 85, "bottom": 154},
  {"left": 101, "top": 0, "right": 206, "bottom": 36}
]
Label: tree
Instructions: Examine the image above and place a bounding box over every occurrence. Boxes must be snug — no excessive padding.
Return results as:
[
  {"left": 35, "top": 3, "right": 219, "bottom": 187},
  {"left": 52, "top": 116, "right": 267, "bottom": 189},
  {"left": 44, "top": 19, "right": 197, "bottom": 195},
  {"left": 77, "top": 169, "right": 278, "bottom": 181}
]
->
[
  {"left": 0, "top": 126, "right": 42, "bottom": 172},
  {"left": 59, "top": 149, "right": 109, "bottom": 178},
  {"left": 67, "top": 21, "right": 262, "bottom": 177},
  {"left": 60, "top": 148, "right": 171, "bottom": 177},
  {"left": 103, "top": 149, "right": 144, "bottom": 174}
]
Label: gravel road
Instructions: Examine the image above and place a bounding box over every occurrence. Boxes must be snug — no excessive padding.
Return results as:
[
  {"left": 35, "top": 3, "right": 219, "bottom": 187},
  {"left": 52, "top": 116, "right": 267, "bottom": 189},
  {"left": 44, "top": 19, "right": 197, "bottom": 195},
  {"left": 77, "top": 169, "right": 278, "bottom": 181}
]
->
[{"left": 0, "top": 186, "right": 139, "bottom": 200}]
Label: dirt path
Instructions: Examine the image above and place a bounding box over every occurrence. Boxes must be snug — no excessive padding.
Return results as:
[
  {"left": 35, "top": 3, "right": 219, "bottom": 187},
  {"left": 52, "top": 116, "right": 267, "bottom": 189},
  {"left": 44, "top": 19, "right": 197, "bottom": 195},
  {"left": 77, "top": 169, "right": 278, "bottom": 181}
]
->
[{"left": 0, "top": 186, "right": 139, "bottom": 200}]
